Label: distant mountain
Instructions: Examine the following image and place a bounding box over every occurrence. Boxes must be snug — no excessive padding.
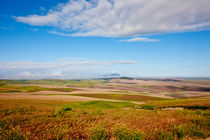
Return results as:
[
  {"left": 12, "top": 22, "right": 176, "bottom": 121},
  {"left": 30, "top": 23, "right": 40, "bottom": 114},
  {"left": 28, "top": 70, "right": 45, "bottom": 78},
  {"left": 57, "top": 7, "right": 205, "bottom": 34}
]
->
[{"left": 103, "top": 73, "right": 121, "bottom": 78}]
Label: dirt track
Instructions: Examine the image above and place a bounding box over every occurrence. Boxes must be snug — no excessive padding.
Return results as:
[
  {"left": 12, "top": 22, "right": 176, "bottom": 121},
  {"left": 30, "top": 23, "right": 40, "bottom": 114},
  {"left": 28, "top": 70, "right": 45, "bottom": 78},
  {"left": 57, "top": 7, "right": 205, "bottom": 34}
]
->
[{"left": 0, "top": 92, "right": 144, "bottom": 104}]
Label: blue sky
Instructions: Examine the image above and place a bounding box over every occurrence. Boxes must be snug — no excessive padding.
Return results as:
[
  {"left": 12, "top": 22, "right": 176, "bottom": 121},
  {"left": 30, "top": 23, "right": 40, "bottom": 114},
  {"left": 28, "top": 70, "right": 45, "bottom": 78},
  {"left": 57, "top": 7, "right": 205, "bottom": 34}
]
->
[{"left": 0, "top": 0, "right": 210, "bottom": 79}]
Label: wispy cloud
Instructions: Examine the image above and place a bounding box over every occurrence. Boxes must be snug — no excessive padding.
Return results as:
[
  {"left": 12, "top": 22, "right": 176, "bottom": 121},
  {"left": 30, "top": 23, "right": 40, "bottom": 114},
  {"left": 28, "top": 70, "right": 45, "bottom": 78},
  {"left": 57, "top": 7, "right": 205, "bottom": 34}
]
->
[
  {"left": 0, "top": 26, "right": 8, "bottom": 30},
  {"left": 0, "top": 58, "right": 136, "bottom": 79},
  {"left": 48, "top": 31, "right": 73, "bottom": 37},
  {"left": 0, "top": 59, "right": 136, "bottom": 71},
  {"left": 0, "top": 25, "right": 15, "bottom": 30},
  {"left": 119, "top": 37, "right": 160, "bottom": 42},
  {"left": 14, "top": 0, "right": 210, "bottom": 37}
]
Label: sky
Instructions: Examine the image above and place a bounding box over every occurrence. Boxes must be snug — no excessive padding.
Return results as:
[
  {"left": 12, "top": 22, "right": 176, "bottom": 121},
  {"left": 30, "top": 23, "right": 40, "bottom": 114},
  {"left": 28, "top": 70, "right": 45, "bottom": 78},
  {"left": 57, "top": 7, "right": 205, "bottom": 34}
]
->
[{"left": 0, "top": 0, "right": 210, "bottom": 79}]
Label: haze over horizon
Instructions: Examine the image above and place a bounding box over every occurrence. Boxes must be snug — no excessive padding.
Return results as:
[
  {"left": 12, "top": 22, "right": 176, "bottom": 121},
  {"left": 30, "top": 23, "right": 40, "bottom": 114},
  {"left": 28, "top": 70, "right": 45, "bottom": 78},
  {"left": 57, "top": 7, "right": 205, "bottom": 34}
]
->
[{"left": 1, "top": 0, "right": 210, "bottom": 79}]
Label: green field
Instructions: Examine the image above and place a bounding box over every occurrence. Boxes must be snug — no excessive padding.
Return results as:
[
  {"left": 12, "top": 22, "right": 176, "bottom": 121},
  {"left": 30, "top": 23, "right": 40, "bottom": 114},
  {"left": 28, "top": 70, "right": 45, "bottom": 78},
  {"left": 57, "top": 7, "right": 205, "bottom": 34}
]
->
[
  {"left": 0, "top": 79, "right": 107, "bottom": 88},
  {"left": 0, "top": 85, "right": 75, "bottom": 93}
]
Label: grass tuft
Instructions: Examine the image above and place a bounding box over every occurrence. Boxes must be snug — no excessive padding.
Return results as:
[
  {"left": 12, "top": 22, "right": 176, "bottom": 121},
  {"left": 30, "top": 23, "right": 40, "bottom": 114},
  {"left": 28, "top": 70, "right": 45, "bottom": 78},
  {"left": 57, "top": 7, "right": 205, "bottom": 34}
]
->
[
  {"left": 91, "top": 125, "right": 110, "bottom": 140},
  {"left": 141, "top": 105, "right": 155, "bottom": 110},
  {"left": 113, "top": 125, "right": 142, "bottom": 140}
]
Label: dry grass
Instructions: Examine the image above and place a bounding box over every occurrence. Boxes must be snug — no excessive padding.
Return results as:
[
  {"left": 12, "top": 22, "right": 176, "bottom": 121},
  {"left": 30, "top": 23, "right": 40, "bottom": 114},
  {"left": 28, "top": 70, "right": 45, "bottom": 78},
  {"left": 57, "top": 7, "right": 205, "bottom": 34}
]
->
[
  {"left": 144, "top": 98, "right": 210, "bottom": 108},
  {"left": 70, "top": 93, "right": 166, "bottom": 102},
  {"left": 0, "top": 99, "right": 209, "bottom": 140}
]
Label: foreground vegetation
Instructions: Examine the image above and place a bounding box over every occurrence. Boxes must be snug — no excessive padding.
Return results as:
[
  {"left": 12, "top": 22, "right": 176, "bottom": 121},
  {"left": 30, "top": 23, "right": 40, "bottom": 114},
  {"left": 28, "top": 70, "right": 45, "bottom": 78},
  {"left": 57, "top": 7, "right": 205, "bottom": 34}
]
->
[{"left": 0, "top": 99, "right": 209, "bottom": 140}]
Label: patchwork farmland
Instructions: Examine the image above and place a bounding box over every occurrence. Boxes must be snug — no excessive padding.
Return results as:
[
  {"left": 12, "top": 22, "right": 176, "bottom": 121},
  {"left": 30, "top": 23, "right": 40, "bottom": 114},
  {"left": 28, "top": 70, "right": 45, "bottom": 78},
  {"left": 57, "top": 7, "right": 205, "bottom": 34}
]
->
[{"left": 0, "top": 78, "right": 209, "bottom": 139}]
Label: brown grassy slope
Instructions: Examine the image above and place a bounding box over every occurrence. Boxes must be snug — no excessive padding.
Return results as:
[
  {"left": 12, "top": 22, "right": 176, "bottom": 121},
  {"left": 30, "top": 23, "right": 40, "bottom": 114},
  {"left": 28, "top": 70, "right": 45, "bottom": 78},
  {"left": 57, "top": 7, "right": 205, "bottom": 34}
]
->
[
  {"left": 70, "top": 93, "right": 166, "bottom": 102},
  {"left": 0, "top": 99, "right": 209, "bottom": 140}
]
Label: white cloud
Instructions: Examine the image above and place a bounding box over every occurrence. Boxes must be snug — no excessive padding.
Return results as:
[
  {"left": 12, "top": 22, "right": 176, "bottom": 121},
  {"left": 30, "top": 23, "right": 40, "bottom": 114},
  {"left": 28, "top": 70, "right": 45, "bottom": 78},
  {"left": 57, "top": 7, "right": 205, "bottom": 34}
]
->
[
  {"left": 48, "top": 31, "right": 74, "bottom": 37},
  {"left": 0, "top": 58, "right": 136, "bottom": 79},
  {"left": 0, "top": 59, "right": 136, "bottom": 71},
  {"left": 10, "top": 71, "right": 64, "bottom": 79},
  {"left": 16, "top": 71, "right": 33, "bottom": 77},
  {"left": 119, "top": 37, "right": 160, "bottom": 42},
  {"left": 15, "top": 0, "right": 210, "bottom": 37}
]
